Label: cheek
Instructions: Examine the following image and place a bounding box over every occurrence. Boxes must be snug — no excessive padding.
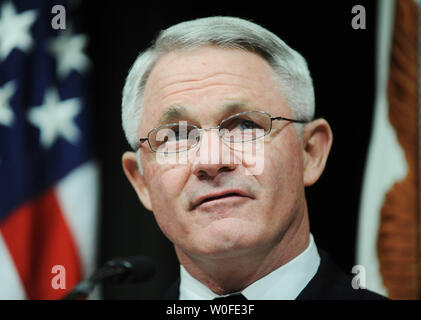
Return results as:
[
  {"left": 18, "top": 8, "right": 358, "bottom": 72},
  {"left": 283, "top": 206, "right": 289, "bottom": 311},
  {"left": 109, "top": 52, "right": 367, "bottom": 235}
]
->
[
  {"left": 262, "top": 132, "right": 303, "bottom": 201},
  {"left": 144, "top": 163, "right": 192, "bottom": 241},
  {"left": 146, "top": 163, "right": 190, "bottom": 208}
]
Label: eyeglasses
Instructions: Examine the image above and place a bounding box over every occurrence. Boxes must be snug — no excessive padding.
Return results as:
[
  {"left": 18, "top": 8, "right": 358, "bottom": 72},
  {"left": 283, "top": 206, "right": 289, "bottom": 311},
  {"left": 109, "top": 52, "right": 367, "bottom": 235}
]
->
[{"left": 138, "top": 110, "right": 310, "bottom": 153}]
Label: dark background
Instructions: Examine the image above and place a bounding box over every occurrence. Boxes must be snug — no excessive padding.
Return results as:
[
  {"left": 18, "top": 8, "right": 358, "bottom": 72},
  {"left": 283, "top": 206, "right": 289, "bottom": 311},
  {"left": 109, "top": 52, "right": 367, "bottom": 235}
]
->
[{"left": 79, "top": 1, "right": 377, "bottom": 299}]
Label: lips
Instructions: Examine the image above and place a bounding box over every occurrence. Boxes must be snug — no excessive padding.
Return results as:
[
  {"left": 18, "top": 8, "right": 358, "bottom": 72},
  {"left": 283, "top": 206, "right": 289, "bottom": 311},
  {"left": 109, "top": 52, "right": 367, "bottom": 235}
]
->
[{"left": 191, "top": 190, "right": 252, "bottom": 210}]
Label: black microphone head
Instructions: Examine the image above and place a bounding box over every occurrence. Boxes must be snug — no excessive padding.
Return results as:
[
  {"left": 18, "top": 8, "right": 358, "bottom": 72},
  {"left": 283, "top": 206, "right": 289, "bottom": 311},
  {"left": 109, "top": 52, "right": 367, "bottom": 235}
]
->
[{"left": 104, "top": 256, "right": 156, "bottom": 284}]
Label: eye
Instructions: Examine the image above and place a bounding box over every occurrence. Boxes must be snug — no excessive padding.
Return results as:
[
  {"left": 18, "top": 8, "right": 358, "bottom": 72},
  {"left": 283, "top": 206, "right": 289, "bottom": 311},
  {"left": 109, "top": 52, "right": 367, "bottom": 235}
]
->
[
  {"left": 166, "top": 125, "right": 190, "bottom": 141},
  {"left": 224, "top": 118, "right": 262, "bottom": 131},
  {"left": 154, "top": 126, "right": 185, "bottom": 146},
  {"left": 239, "top": 119, "right": 258, "bottom": 130},
  {"left": 172, "top": 128, "right": 182, "bottom": 140}
]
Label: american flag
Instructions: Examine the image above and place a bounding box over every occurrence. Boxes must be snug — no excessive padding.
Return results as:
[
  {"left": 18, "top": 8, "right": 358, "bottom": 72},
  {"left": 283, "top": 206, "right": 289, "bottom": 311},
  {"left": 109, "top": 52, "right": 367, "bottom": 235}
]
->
[{"left": 0, "top": 0, "right": 99, "bottom": 299}]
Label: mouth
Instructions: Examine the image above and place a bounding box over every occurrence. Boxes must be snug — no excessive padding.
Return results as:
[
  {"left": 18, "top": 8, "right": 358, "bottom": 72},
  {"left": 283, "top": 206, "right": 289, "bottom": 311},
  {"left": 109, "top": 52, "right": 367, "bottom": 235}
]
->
[{"left": 191, "top": 190, "right": 252, "bottom": 210}]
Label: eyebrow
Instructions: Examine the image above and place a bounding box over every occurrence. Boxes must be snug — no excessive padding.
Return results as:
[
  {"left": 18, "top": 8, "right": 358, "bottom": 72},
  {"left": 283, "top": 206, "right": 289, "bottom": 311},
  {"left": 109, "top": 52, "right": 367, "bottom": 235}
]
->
[
  {"left": 156, "top": 105, "right": 190, "bottom": 127},
  {"left": 155, "top": 101, "right": 255, "bottom": 127},
  {"left": 220, "top": 101, "right": 254, "bottom": 115}
]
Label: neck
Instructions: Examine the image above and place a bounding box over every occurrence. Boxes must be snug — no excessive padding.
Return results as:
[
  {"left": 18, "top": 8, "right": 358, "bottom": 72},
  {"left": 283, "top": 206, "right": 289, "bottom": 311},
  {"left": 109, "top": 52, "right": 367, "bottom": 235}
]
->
[{"left": 175, "top": 209, "right": 310, "bottom": 295}]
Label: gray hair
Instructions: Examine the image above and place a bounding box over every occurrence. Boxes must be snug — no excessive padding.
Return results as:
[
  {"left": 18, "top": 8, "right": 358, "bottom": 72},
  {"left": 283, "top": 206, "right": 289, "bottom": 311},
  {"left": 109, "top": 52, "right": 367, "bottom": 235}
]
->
[{"left": 122, "top": 16, "right": 315, "bottom": 151}]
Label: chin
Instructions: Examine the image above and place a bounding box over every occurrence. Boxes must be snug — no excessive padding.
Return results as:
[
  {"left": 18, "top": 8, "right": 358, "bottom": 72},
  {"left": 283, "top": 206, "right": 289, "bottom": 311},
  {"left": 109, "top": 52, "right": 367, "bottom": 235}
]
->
[{"left": 190, "top": 220, "right": 262, "bottom": 258}]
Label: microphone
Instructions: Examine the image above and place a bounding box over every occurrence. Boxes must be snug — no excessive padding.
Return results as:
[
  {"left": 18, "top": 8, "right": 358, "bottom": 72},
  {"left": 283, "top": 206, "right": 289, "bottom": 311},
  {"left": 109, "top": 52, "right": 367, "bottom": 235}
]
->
[{"left": 63, "top": 256, "right": 156, "bottom": 300}]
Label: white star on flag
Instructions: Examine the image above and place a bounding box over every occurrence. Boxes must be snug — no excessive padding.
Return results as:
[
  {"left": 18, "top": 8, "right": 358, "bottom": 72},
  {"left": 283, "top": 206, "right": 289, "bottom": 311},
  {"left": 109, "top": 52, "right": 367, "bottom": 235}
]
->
[
  {"left": 0, "top": 80, "right": 16, "bottom": 127},
  {"left": 0, "top": 1, "right": 37, "bottom": 61},
  {"left": 27, "top": 88, "right": 82, "bottom": 149},
  {"left": 48, "top": 30, "right": 90, "bottom": 79}
]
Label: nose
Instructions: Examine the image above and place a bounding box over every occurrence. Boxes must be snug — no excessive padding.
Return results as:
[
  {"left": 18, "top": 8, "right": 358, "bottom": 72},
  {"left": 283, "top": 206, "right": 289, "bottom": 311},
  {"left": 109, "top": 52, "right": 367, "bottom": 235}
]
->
[{"left": 191, "top": 129, "right": 238, "bottom": 179}]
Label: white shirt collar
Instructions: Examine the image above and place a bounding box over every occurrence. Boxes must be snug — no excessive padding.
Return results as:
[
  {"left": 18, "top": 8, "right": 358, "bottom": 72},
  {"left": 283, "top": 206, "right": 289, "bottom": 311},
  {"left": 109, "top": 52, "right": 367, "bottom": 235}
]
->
[{"left": 179, "top": 233, "right": 320, "bottom": 300}]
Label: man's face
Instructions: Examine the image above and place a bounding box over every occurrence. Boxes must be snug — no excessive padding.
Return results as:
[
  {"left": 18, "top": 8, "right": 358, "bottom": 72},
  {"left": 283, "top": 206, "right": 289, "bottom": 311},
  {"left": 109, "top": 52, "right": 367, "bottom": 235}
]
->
[{"left": 138, "top": 47, "right": 307, "bottom": 260}]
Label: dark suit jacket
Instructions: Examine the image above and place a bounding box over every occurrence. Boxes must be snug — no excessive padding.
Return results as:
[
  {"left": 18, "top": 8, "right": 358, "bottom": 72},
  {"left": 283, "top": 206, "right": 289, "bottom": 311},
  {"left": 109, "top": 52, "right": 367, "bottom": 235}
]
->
[{"left": 164, "top": 248, "right": 388, "bottom": 300}]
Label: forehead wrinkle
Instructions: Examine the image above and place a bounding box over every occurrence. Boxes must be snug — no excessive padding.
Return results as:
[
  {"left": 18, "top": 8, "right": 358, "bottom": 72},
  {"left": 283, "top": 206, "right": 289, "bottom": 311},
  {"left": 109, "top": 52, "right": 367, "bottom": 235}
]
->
[{"left": 150, "top": 70, "right": 260, "bottom": 103}]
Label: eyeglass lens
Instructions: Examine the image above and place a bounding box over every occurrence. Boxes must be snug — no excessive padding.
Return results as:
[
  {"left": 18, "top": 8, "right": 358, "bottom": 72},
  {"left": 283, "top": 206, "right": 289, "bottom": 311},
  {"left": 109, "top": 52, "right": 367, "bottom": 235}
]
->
[{"left": 150, "top": 112, "right": 271, "bottom": 152}]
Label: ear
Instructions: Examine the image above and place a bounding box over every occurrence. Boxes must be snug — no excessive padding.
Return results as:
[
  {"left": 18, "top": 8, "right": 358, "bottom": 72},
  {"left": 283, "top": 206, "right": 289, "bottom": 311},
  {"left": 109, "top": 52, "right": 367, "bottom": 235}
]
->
[
  {"left": 122, "top": 151, "right": 153, "bottom": 211},
  {"left": 302, "top": 118, "right": 333, "bottom": 187}
]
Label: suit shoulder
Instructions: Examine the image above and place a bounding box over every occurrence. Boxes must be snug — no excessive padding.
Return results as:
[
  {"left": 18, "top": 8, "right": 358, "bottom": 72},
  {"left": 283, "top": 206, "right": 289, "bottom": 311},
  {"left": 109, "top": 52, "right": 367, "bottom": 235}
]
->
[{"left": 297, "top": 248, "right": 389, "bottom": 300}]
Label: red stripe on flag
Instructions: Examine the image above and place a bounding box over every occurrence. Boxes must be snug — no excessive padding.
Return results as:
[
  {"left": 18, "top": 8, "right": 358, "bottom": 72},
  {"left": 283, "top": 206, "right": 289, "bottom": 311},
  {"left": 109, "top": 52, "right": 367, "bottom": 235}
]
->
[{"left": 0, "top": 189, "right": 83, "bottom": 299}]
